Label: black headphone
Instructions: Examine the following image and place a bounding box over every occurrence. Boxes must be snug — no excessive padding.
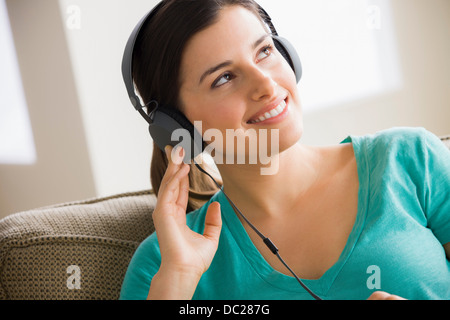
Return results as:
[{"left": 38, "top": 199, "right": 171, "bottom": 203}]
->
[{"left": 121, "top": 0, "right": 302, "bottom": 163}]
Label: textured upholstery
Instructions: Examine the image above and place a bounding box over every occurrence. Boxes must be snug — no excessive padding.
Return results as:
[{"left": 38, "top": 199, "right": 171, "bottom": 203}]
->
[
  {"left": 0, "top": 190, "right": 156, "bottom": 300},
  {"left": 0, "top": 134, "right": 449, "bottom": 300}
]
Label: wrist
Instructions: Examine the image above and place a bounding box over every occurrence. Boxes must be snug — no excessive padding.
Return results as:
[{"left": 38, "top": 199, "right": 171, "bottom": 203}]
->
[
  {"left": 147, "top": 265, "right": 203, "bottom": 300},
  {"left": 161, "top": 261, "right": 205, "bottom": 280}
]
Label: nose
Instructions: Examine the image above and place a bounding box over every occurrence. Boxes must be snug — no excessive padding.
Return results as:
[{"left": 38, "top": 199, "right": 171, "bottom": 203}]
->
[{"left": 249, "top": 67, "right": 277, "bottom": 102}]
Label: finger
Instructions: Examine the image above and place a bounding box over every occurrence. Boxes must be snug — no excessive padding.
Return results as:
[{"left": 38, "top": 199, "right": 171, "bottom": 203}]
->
[
  {"left": 368, "top": 291, "right": 390, "bottom": 300},
  {"left": 166, "top": 145, "right": 184, "bottom": 165},
  {"left": 385, "top": 294, "right": 406, "bottom": 300},
  {"left": 176, "top": 163, "right": 191, "bottom": 209},
  {"left": 158, "top": 163, "right": 191, "bottom": 206},
  {"left": 368, "top": 291, "right": 405, "bottom": 300},
  {"left": 165, "top": 145, "right": 173, "bottom": 164},
  {"left": 203, "top": 202, "right": 222, "bottom": 242},
  {"left": 171, "top": 146, "right": 185, "bottom": 165},
  {"left": 159, "top": 146, "right": 184, "bottom": 196},
  {"left": 158, "top": 146, "right": 175, "bottom": 195}
]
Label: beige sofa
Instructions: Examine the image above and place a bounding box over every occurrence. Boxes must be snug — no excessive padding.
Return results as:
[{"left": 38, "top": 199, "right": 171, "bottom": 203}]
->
[
  {"left": 1, "top": 135, "right": 449, "bottom": 300},
  {"left": 0, "top": 190, "right": 157, "bottom": 300}
]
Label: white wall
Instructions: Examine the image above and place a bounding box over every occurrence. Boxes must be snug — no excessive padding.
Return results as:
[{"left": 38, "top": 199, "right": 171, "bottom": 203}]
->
[
  {"left": 1, "top": 0, "right": 449, "bottom": 218},
  {"left": 300, "top": 0, "right": 450, "bottom": 144},
  {"left": 58, "top": 0, "right": 160, "bottom": 198},
  {"left": 0, "top": 0, "right": 36, "bottom": 165},
  {"left": 0, "top": 0, "right": 96, "bottom": 218}
]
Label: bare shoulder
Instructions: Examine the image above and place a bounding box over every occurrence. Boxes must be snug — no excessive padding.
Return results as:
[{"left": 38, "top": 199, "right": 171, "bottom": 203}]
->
[{"left": 314, "top": 142, "right": 357, "bottom": 178}]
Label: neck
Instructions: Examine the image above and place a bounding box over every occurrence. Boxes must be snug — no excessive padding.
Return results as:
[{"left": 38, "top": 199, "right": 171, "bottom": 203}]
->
[{"left": 215, "top": 143, "right": 321, "bottom": 221}]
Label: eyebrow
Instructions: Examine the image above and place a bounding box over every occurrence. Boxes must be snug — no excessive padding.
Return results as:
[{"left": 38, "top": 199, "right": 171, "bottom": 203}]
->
[{"left": 198, "top": 34, "right": 271, "bottom": 85}]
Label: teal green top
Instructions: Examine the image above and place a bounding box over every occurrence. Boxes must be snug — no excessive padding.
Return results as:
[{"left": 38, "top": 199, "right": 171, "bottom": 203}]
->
[{"left": 120, "top": 127, "right": 450, "bottom": 300}]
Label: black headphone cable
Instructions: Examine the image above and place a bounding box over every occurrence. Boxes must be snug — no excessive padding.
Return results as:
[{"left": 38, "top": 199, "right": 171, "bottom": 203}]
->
[{"left": 193, "top": 161, "right": 323, "bottom": 301}]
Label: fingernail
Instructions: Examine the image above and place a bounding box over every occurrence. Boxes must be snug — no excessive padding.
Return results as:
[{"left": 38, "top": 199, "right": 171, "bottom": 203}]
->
[
  {"left": 178, "top": 146, "right": 185, "bottom": 159},
  {"left": 172, "top": 146, "right": 184, "bottom": 164}
]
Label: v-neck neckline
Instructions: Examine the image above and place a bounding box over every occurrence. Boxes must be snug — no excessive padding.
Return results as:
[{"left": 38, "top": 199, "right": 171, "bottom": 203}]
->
[{"left": 216, "top": 135, "right": 369, "bottom": 297}]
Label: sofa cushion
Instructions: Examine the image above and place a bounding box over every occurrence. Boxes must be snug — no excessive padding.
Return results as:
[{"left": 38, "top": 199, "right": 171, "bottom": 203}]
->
[{"left": 0, "top": 190, "right": 156, "bottom": 300}]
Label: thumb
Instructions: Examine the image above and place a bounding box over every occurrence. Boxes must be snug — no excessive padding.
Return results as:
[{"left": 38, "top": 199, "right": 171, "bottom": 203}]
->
[{"left": 203, "top": 202, "right": 222, "bottom": 242}]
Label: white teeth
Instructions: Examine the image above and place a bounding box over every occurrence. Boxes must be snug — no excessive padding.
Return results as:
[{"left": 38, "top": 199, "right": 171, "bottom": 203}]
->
[{"left": 249, "top": 100, "right": 287, "bottom": 124}]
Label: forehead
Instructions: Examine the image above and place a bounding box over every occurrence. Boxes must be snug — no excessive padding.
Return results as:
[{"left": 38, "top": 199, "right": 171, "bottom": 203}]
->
[{"left": 180, "top": 6, "right": 268, "bottom": 80}]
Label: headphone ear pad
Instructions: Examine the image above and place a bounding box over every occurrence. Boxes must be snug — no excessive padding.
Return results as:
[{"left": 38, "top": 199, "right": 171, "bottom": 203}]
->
[
  {"left": 273, "top": 35, "right": 302, "bottom": 83},
  {"left": 148, "top": 107, "right": 204, "bottom": 163}
]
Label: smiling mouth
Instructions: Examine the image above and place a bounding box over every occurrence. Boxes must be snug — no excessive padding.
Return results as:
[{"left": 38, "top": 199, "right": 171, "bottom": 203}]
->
[{"left": 247, "top": 99, "right": 288, "bottom": 124}]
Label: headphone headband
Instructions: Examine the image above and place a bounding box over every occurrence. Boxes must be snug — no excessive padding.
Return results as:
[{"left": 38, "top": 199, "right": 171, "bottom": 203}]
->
[
  {"left": 121, "top": 1, "right": 165, "bottom": 122},
  {"left": 121, "top": 0, "right": 302, "bottom": 162}
]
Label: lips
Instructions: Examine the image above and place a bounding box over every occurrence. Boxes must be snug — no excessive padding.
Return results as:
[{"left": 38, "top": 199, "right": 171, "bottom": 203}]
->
[{"left": 247, "top": 98, "right": 288, "bottom": 124}]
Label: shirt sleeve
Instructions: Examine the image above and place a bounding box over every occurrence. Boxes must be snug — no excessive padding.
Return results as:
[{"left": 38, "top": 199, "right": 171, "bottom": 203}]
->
[
  {"left": 421, "top": 129, "right": 450, "bottom": 245},
  {"left": 119, "top": 233, "right": 161, "bottom": 300}
]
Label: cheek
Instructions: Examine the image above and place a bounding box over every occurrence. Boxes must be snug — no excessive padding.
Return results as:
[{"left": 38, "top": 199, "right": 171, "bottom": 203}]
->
[
  {"left": 277, "top": 62, "right": 298, "bottom": 92},
  {"left": 192, "top": 98, "right": 245, "bottom": 132}
]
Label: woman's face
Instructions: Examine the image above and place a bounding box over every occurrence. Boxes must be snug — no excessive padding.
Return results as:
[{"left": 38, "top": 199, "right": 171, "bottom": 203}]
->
[{"left": 179, "top": 5, "right": 303, "bottom": 161}]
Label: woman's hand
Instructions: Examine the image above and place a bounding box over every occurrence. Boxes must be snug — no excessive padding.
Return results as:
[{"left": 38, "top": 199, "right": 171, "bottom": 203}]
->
[
  {"left": 367, "top": 291, "right": 406, "bottom": 300},
  {"left": 147, "top": 146, "right": 222, "bottom": 300}
]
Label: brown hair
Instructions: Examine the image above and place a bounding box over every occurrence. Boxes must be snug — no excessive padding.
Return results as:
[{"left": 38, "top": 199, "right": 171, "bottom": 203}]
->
[{"left": 132, "top": 0, "right": 268, "bottom": 212}]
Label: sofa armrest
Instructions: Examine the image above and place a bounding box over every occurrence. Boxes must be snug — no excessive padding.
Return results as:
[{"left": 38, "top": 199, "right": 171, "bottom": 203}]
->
[{"left": 0, "top": 190, "right": 156, "bottom": 300}]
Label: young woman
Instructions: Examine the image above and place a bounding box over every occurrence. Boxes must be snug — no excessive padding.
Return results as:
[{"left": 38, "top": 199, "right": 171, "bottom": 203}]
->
[{"left": 120, "top": 0, "right": 450, "bottom": 300}]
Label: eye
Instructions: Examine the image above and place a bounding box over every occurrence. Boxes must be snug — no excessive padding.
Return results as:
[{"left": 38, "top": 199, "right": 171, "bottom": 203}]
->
[
  {"left": 212, "top": 72, "right": 235, "bottom": 88},
  {"left": 256, "top": 44, "right": 274, "bottom": 62}
]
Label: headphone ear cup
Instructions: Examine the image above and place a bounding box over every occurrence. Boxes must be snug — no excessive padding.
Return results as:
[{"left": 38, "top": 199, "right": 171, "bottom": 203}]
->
[
  {"left": 148, "top": 107, "right": 204, "bottom": 163},
  {"left": 273, "top": 35, "right": 302, "bottom": 83}
]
